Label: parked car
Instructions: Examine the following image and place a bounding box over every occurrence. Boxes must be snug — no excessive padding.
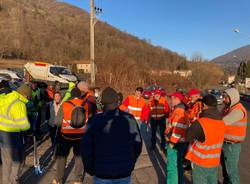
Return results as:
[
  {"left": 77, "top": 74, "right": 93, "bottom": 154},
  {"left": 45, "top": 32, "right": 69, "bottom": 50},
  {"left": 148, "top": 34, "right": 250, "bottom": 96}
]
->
[
  {"left": 142, "top": 85, "right": 166, "bottom": 99},
  {"left": 0, "top": 69, "right": 22, "bottom": 83},
  {"left": 0, "top": 75, "right": 20, "bottom": 90},
  {"left": 207, "top": 89, "right": 224, "bottom": 105}
]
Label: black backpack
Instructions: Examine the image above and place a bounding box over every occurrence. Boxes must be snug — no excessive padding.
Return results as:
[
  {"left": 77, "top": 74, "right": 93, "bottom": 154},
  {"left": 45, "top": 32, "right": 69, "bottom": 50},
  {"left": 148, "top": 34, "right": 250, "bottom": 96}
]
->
[{"left": 66, "top": 100, "right": 86, "bottom": 128}]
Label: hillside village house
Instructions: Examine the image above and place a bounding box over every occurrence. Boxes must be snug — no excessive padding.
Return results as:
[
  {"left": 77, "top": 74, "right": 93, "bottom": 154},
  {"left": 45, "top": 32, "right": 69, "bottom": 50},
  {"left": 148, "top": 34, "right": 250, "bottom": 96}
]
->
[
  {"left": 173, "top": 70, "right": 192, "bottom": 78},
  {"left": 71, "top": 60, "right": 95, "bottom": 74}
]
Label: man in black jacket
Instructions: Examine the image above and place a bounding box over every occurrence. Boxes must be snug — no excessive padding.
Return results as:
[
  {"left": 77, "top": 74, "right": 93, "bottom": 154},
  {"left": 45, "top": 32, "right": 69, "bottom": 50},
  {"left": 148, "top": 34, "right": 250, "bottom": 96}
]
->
[{"left": 81, "top": 87, "right": 142, "bottom": 184}]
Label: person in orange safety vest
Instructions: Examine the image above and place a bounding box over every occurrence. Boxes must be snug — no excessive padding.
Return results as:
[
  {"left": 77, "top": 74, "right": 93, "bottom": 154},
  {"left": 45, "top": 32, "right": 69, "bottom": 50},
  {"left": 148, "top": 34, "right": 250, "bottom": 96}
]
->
[
  {"left": 120, "top": 87, "right": 148, "bottom": 122},
  {"left": 187, "top": 89, "right": 203, "bottom": 124},
  {"left": 221, "top": 88, "right": 247, "bottom": 184},
  {"left": 165, "top": 92, "right": 188, "bottom": 184},
  {"left": 53, "top": 87, "right": 86, "bottom": 184},
  {"left": 148, "top": 88, "right": 169, "bottom": 151},
  {"left": 185, "top": 94, "right": 225, "bottom": 184}
]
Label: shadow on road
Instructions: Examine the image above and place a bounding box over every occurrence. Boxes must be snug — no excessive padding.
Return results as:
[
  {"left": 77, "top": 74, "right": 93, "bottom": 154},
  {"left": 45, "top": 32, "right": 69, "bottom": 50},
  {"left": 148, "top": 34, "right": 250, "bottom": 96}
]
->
[
  {"left": 140, "top": 124, "right": 165, "bottom": 184},
  {"left": 140, "top": 123, "right": 192, "bottom": 184}
]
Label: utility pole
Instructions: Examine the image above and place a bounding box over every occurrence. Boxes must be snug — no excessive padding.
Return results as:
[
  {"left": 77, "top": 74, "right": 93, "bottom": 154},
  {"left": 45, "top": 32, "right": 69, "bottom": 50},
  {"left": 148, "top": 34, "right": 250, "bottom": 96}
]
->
[
  {"left": 90, "top": 0, "right": 102, "bottom": 86},
  {"left": 90, "top": 0, "right": 95, "bottom": 86}
]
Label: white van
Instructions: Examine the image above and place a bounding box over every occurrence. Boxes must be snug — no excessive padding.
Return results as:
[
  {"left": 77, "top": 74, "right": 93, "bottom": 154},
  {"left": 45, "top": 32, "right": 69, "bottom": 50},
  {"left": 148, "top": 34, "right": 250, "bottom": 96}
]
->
[{"left": 24, "top": 62, "right": 77, "bottom": 84}]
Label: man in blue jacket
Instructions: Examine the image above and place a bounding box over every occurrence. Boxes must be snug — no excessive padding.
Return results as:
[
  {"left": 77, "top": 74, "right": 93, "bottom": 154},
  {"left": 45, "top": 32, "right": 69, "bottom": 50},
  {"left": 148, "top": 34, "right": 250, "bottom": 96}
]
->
[{"left": 81, "top": 87, "right": 142, "bottom": 184}]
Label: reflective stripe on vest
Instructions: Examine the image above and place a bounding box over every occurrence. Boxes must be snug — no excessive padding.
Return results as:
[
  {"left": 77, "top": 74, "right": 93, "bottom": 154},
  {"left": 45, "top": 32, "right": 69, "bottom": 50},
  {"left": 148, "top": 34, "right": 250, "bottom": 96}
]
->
[
  {"left": 61, "top": 99, "right": 86, "bottom": 138},
  {"left": 0, "top": 99, "right": 28, "bottom": 131},
  {"left": 150, "top": 106, "right": 165, "bottom": 110},
  {"left": 168, "top": 106, "right": 187, "bottom": 143},
  {"left": 172, "top": 122, "right": 188, "bottom": 129},
  {"left": 188, "top": 147, "right": 221, "bottom": 159},
  {"left": 185, "top": 117, "right": 225, "bottom": 168},
  {"left": 128, "top": 106, "right": 142, "bottom": 111},
  {"left": 224, "top": 134, "right": 245, "bottom": 141},
  {"left": 134, "top": 116, "right": 140, "bottom": 120},
  {"left": 0, "top": 121, "right": 28, "bottom": 129},
  {"left": 6, "top": 99, "right": 19, "bottom": 117},
  {"left": 126, "top": 96, "right": 146, "bottom": 121},
  {"left": 195, "top": 143, "right": 223, "bottom": 150},
  {"left": 224, "top": 103, "right": 247, "bottom": 143},
  {"left": 151, "top": 114, "right": 165, "bottom": 118},
  {"left": 149, "top": 97, "right": 168, "bottom": 120}
]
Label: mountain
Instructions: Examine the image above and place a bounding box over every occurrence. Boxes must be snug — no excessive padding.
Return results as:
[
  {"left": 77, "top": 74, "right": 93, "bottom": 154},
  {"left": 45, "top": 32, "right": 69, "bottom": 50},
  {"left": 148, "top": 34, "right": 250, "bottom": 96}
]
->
[
  {"left": 0, "top": 0, "right": 223, "bottom": 91},
  {"left": 211, "top": 45, "right": 250, "bottom": 72},
  {"left": 0, "top": 0, "right": 186, "bottom": 69}
]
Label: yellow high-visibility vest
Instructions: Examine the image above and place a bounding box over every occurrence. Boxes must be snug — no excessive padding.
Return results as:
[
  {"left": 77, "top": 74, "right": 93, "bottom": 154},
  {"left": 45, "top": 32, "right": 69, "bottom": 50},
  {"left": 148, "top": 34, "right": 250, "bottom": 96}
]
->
[{"left": 0, "top": 91, "right": 30, "bottom": 132}]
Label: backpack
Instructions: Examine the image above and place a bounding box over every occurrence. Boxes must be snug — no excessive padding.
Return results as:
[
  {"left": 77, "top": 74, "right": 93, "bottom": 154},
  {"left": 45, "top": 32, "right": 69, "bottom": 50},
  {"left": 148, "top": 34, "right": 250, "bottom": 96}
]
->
[{"left": 66, "top": 100, "right": 86, "bottom": 128}]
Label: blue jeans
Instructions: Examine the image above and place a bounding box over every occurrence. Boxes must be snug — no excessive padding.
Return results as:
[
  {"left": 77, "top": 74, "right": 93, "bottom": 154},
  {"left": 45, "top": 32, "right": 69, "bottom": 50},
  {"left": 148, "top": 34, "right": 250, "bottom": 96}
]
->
[
  {"left": 221, "top": 143, "right": 241, "bottom": 184},
  {"left": 192, "top": 164, "right": 218, "bottom": 184},
  {"left": 94, "top": 176, "right": 131, "bottom": 184}
]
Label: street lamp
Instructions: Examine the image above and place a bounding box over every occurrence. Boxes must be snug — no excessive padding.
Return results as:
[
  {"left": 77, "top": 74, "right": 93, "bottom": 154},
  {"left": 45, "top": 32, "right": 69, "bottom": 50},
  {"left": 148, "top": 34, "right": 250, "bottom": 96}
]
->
[
  {"left": 234, "top": 28, "right": 240, "bottom": 33},
  {"left": 234, "top": 28, "right": 250, "bottom": 39}
]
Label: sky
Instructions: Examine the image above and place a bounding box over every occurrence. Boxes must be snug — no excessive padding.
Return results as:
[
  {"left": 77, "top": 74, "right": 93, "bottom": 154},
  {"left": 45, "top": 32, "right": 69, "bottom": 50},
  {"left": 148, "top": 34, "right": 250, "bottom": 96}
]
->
[{"left": 60, "top": 0, "right": 250, "bottom": 60}]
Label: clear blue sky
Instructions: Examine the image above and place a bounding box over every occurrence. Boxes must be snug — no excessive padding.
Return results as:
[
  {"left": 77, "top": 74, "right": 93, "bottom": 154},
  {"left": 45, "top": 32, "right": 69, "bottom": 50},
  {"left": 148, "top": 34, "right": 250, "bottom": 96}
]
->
[{"left": 60, "top": 0, "right": 250, "bottom": 60}]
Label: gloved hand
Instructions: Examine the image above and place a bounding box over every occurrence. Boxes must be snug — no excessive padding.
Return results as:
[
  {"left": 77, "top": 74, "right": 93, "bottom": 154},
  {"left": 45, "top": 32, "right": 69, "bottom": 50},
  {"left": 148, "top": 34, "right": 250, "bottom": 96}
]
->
[{"left": 169, "top": 142, "right": 175, "bottom": 149}]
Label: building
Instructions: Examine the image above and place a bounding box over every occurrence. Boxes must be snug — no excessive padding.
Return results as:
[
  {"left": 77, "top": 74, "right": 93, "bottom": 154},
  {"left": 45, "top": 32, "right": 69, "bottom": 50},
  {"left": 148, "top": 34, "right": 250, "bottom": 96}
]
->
[
  {"left": 173, "top": 70, "right": 192, "bottom": 78},
  {"left": 228, "top": 75, "right": 235, "bottom": 84},
  {"left": 150, "top": 70, "right": 172, "bottom": 76},
  {"left": 72, "top": 60, "right": 93, "bottom": 73}
]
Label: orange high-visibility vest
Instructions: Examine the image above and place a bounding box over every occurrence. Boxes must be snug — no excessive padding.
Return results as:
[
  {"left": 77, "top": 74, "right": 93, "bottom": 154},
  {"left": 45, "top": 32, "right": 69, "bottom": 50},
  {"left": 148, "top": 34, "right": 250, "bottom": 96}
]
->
[
  {"left": 47, "top": 88, "right": 54, "bottom": 100},
  {"left": 120, "top": 95, "right": 146, "bottom": 121},
  {"left": 185, "top": 117, "right": 225, "bottom": 168},
  {"left": 149, "top": 97, "right": 168, "bottom": 120},
  {"left": 61, "top": 98, "right": 87, "bottom": 140},
  {"left": 188, "top": 99, "right": 203, "bottom": 123},
  {"left": 166, "top": 106, "right": 188, "bottom": 143},
  {"left": 224, "top": 103, "right": 247, "bottom": 143}
]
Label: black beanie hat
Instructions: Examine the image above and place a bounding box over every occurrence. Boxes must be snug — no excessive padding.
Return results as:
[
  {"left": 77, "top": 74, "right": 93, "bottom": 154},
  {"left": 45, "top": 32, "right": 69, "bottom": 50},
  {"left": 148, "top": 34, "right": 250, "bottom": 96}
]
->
[
  {"left": 71, "top": 87, "right": 81, "bottom": 98},
  {"left": 0, "top": 80, "right": 10, "bottom": 90},
  {"left": 101, "top": 87, "right": 118, "bottom": 104},
  {"left": 202, "top": 94, "right": 217, "bottom": 107}
]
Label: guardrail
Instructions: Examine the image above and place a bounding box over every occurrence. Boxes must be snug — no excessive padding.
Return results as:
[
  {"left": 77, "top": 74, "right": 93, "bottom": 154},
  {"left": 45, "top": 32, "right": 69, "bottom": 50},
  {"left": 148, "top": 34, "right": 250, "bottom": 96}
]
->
[{"left": 240, "top": 93, "right": 250, "bottom": 102}]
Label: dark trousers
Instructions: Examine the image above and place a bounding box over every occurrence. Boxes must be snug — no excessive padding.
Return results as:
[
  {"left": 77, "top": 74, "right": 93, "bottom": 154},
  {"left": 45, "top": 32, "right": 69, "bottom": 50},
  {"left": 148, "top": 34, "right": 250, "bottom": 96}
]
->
[
  {"left": 1, "top": 146, "right": 25, "bottom": 184},
  {"left": 55, "top": 137, "right": 84, "bottom": 183},
  {"left": 150, "top": 117, "right": 166, "bottom": 149},
  {"left": 49, "top": 126, "right": 58, "bottom": 146}
]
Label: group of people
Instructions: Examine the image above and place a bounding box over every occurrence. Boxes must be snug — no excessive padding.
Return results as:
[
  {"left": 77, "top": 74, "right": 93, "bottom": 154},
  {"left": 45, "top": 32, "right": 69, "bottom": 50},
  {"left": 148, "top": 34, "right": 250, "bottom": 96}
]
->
[
  {"left": 0, "top": 78, "right": 247, "bottom": 184},
  {"left": 122, "top": 86, "right": 247, "bottom": 184}
]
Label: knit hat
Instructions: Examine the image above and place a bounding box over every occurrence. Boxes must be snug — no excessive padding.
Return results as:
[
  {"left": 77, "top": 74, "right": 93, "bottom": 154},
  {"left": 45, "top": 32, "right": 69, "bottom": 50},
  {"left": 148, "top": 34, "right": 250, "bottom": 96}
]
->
[
  {"left": 0, "top": 80, "right": 10, "bottom": 90},
  {"left": 71, "top": 87, "right": 82, "bottom": 98},
  {"left": 101, "top": 87, "right": 118, "bottom": 104},
  {"left": 224, "top": 88, "right": 240, "bottom": 107},
  {"left": 0, "top": 80, "right": 11, "bottom": 94},
  {"left": 16, "top": 84, "right": 32, "bottom": 97},
  {"left": 169, "top": 92, "right": 184, "bottom": 101},
  {"left": 202, "top": 94, "right": 217, "bottom": 107},
  {"left": 188, "top": 89, "right": 201, "bottom": 96}
]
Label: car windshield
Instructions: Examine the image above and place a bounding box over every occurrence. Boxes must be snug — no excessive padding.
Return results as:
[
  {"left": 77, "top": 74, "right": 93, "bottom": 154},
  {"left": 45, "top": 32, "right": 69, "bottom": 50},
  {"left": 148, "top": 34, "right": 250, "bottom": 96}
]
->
[{"left": 50, "top": 67, "right": 72, "bottom": 76}]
